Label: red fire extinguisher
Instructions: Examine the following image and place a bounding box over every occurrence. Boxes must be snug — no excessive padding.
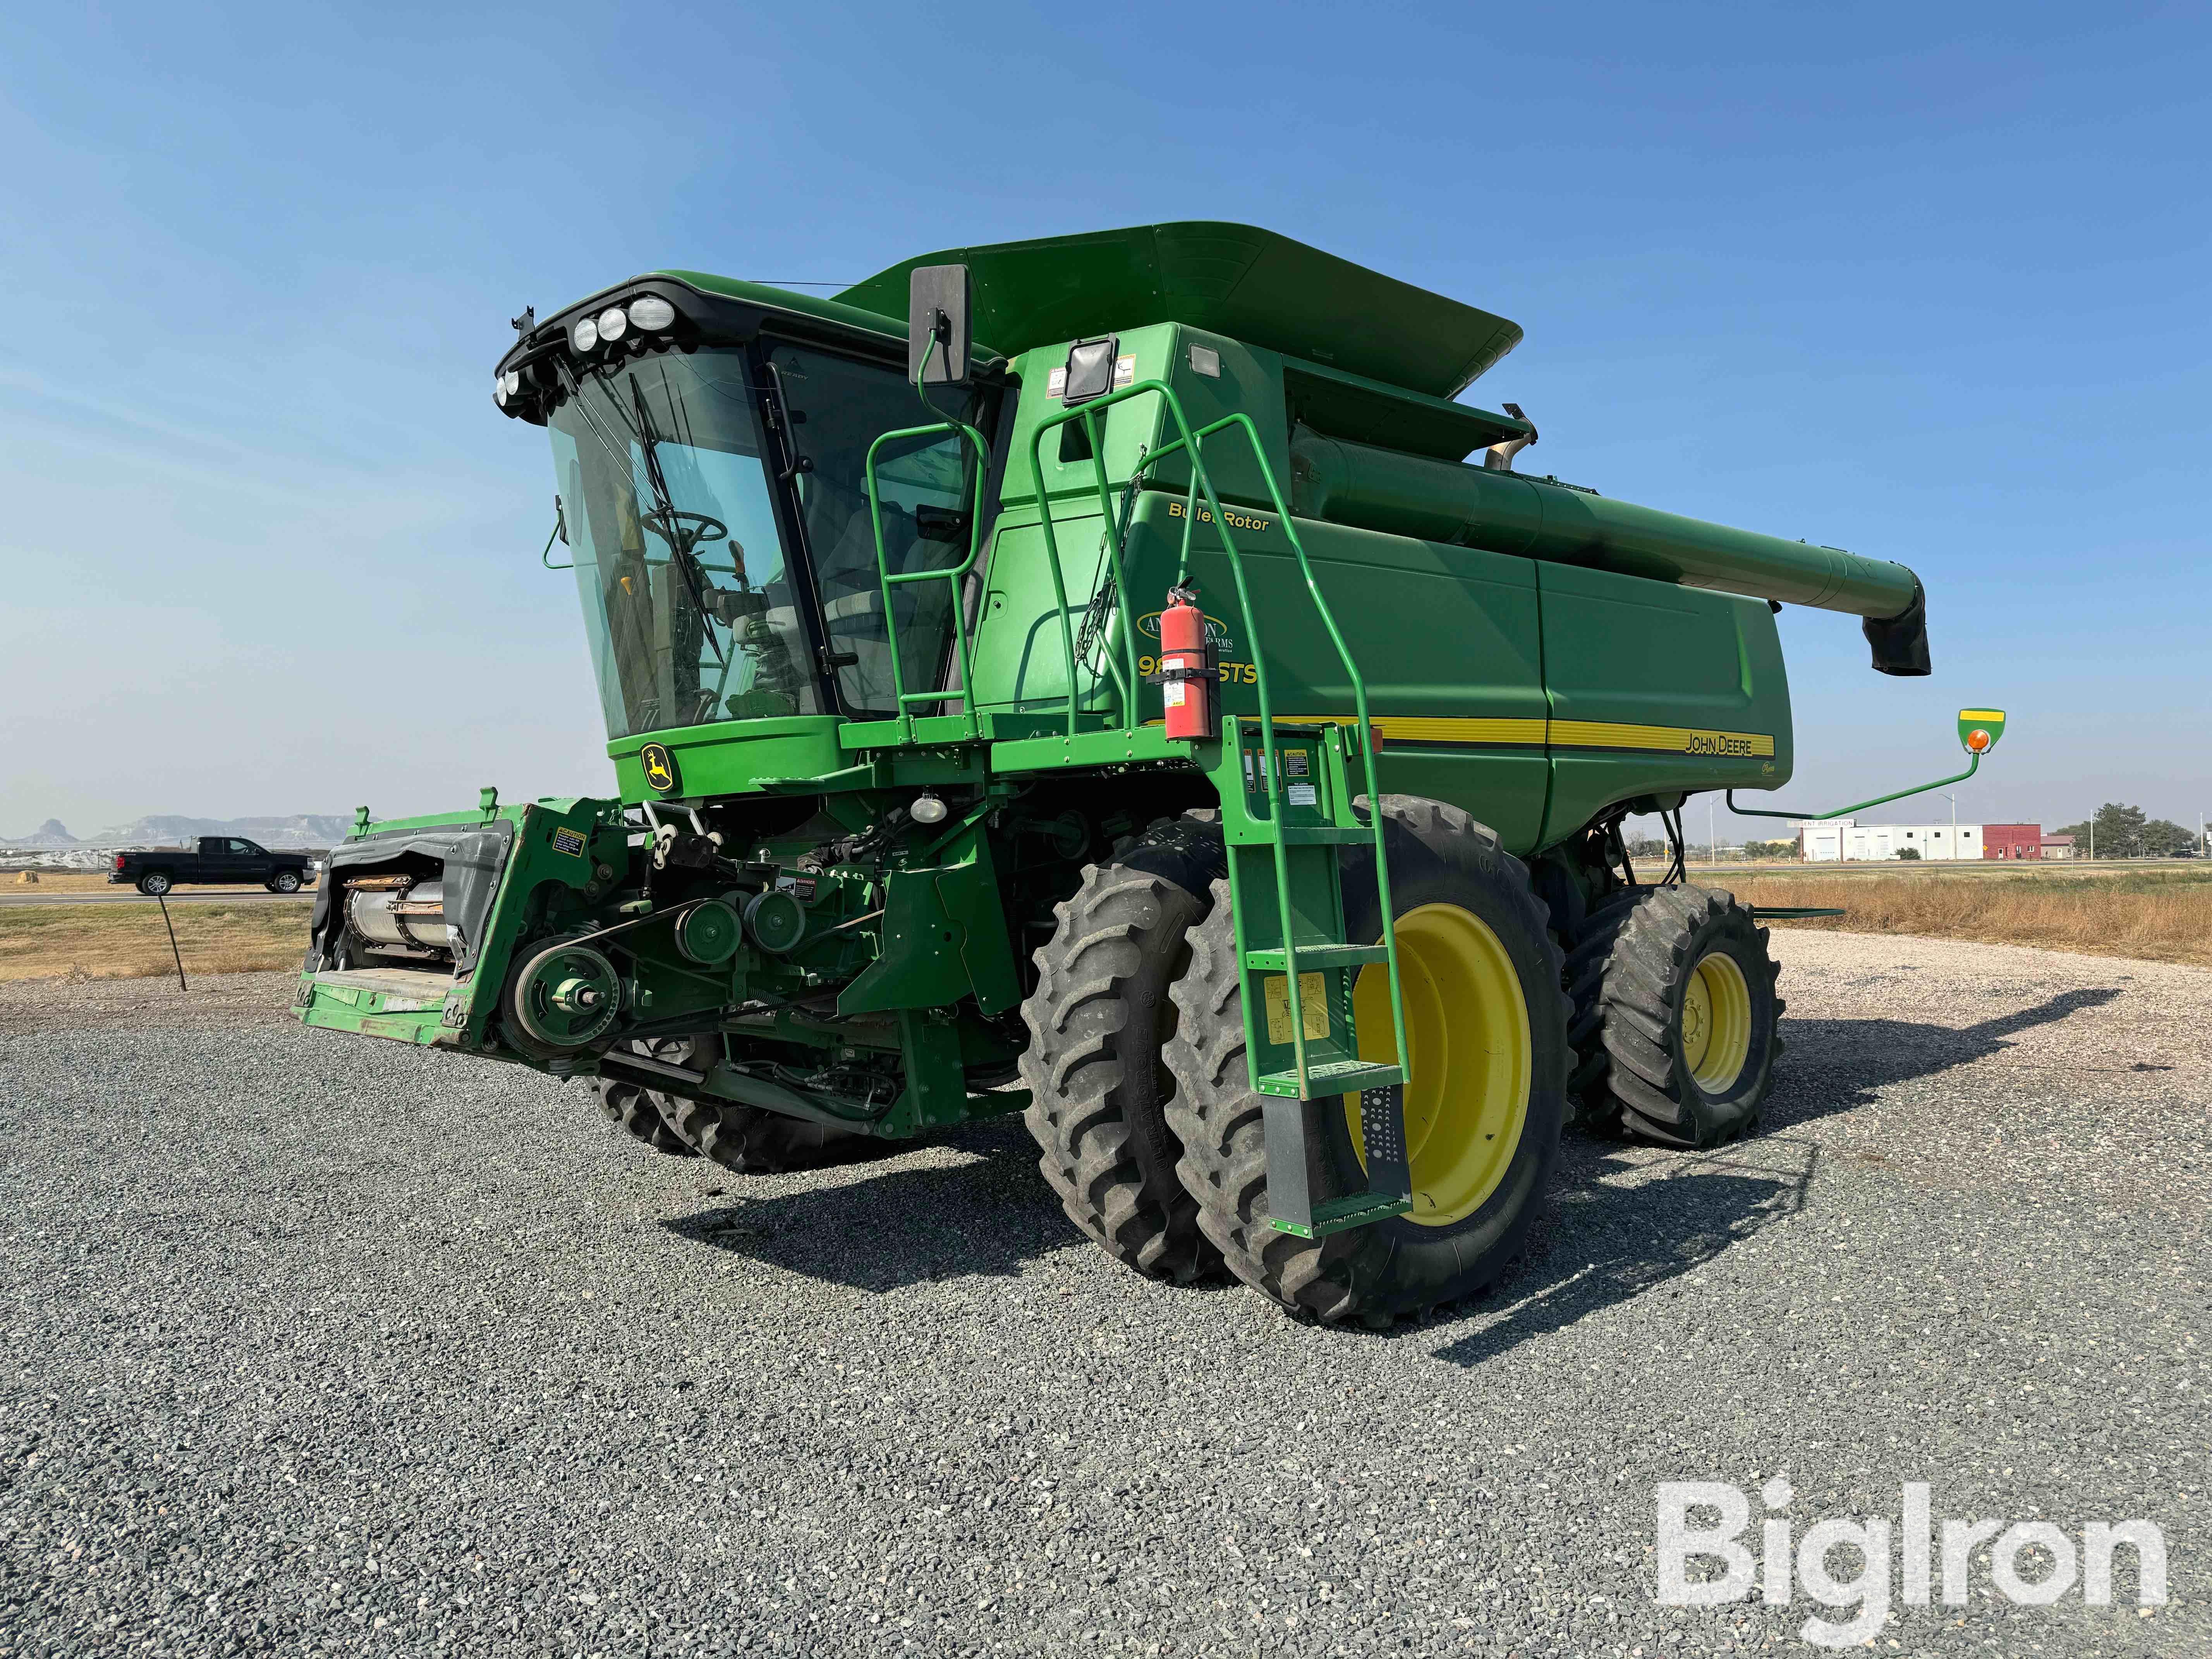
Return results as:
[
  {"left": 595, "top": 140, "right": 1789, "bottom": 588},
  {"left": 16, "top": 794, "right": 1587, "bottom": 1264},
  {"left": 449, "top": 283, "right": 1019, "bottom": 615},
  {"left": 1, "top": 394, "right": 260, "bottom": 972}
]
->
[{"left": 1154, "top": 583, "right": 1218, "bottom": 741}]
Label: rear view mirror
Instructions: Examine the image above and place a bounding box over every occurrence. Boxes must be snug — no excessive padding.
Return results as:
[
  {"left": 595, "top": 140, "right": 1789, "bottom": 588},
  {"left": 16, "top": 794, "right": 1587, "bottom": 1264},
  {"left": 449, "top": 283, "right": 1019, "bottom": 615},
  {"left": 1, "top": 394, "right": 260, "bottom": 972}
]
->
[
  {"left": 1957, "top": 708, "right": 2007, "bottom": 755},
  {"left": 908, "top": 264, "right": 972, "bottom": 387}
]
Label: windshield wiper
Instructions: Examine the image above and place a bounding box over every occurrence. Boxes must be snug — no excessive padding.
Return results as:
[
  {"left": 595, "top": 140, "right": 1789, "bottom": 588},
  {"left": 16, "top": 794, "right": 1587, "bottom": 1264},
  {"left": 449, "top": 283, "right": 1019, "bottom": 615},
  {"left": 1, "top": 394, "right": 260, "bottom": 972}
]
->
[{"left": 555, "top": 358, "right": 729, "bottom": 673}]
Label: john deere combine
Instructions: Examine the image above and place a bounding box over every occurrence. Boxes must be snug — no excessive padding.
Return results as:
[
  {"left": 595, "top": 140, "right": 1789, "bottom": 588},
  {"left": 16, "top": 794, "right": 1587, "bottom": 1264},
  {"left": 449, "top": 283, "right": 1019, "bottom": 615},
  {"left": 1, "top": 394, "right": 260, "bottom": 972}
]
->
[{"left": 295, "top": 223, "right": 1999, "bottom": 1324}]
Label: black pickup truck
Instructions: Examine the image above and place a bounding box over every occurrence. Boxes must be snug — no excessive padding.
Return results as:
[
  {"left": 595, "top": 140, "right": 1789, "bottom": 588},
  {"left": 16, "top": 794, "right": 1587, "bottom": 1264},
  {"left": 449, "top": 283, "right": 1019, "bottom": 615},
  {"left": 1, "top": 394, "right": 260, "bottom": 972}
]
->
[{"left": 110, "top": 838, "right": 318, "bottom": 896}]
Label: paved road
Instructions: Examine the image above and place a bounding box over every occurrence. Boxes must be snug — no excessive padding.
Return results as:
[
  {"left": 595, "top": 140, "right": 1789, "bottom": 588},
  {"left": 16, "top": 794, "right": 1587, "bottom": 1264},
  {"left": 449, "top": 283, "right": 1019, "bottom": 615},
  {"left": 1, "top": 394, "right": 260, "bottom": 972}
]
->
[
  {"left": 0, "top": 888, "right": 315, "bottom": 908},
  {"left": 0, "top": 934, "right": 2204, "bottom": 1657}
]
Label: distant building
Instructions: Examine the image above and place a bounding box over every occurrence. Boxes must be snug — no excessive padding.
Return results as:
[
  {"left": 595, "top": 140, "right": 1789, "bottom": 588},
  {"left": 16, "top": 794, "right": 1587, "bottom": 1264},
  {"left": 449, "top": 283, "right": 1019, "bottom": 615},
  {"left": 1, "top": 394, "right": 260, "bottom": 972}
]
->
[
  {"left": 1796, "top": 820, "right": 1984, "bottom": 862},
  {"left": 1795, "top": 819, "right": 2052, "bottom": 861},
  {"left": 1982, "top": 823, "right": 2044, "bottom": 860},
  {"left": 2042, "top": 833, "right": 2075, "bottom": 861}
]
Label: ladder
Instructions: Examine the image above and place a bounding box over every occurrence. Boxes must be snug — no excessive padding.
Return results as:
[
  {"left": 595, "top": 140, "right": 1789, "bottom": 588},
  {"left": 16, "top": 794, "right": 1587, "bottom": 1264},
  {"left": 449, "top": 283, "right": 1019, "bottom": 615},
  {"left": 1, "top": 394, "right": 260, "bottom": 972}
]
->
[{"left": 868, "top": 376, "right": 1415, "bottom": 1239}]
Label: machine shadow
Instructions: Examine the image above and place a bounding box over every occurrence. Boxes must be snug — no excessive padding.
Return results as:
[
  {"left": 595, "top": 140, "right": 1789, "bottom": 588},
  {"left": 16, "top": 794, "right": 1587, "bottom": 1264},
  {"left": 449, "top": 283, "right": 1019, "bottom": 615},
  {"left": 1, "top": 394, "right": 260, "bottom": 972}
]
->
[
  {"left": 1759, "top": 984, "right": 2126, "bottom": 1131},
  {"left": 1430, "top": 1134, "right": 1819, "bottom": 1368},
  {"left": 1430, "top": 985, "right": 2126, "bottom": 1366},
  {"left": 659, "top": 1116, "right": 1072, "bottom": 1293}
]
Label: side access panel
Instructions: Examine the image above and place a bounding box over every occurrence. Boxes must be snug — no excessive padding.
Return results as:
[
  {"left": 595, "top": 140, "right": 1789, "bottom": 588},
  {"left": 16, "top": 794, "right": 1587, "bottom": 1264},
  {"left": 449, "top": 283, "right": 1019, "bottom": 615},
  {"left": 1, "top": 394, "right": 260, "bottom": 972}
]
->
[
  {"left": 1184, "top": 512, "right": 1551, "bottom": 855},
  {"left": 1536, "top": 566, "right": 1794, "bottom": 845}
]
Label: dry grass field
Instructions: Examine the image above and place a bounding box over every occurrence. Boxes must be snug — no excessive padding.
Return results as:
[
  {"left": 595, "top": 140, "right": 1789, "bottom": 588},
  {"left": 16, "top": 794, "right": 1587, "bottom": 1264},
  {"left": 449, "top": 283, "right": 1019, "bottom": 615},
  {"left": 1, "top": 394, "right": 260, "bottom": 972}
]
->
[
  {"left": 0, "top": 901, "right": 313, "bottom": 982},
  {"left": 1714, "top": 865, "right": 2212, "bottom": 967},
  {"left": 3, "top": 863, "right": 2206, "bottom": 981}
]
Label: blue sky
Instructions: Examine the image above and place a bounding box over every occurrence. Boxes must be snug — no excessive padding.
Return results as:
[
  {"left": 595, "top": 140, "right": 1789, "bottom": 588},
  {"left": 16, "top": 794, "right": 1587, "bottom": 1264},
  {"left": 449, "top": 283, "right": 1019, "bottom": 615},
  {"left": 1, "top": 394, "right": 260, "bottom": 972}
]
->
[{"left": 2, "top": 2, "right": 2205, "bottom": 836}]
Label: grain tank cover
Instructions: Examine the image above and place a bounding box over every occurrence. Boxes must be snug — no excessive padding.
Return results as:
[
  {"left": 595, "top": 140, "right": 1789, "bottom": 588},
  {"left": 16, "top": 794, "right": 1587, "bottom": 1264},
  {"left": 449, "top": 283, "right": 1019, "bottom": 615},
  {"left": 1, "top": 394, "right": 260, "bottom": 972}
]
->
[{"left": 836, "top": 222, "right": 1523, "bottom": 398}]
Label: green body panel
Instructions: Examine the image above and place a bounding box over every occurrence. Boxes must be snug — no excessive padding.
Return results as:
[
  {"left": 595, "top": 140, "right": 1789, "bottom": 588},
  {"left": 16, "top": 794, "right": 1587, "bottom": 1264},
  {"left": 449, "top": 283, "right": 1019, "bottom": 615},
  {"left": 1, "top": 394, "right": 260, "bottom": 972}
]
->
[
  {"left": 298, "top": 221, "right": 1921, "bottom": 1184},
  {"left": 835, "top": 222, "right": 1522, "bottom": 398}
]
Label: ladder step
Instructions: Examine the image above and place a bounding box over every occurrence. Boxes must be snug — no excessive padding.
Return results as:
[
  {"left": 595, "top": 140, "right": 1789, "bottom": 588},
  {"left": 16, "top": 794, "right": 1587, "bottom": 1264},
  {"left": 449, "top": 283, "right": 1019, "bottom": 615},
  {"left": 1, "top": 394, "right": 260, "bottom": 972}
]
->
[
  {"left": 1273, "top": 825, "right": 1373, "bottom": 845},
  {"left": 1243, "top": 942, "right": 1389, "bottom": 972},
  {"left": 1255, "top": 1060, "right": 1405, "bottom": 1099},
  {"left": 1271, "top": 1190, "right": 1413, "bottom": 1239}
]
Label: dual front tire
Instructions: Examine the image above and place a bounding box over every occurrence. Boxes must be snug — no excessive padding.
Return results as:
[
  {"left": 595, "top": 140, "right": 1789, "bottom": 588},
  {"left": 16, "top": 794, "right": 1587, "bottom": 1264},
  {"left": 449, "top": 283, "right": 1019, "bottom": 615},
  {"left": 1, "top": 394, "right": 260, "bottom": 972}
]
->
[{"left": 1021, "top": 797, "right": 1573, "bottom": 1325}]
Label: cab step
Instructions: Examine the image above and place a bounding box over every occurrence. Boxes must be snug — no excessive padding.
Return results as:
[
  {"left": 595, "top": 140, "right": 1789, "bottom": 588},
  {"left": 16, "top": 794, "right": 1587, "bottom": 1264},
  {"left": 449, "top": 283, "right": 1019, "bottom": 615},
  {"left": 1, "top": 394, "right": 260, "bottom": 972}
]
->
[
  {"left": 1242, "top": 941, "right": 1390, "bottom": 972},
  {"left": 1254, "top": 1058, "right": 1404, "bottom": 1098}
]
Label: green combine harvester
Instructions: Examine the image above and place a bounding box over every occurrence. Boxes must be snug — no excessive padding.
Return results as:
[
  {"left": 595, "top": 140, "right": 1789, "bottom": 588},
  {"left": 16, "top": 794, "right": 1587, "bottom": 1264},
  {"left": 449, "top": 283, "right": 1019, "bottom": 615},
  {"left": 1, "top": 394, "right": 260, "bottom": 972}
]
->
[{"left": 296, "top": 223, "right": 2001, "bottom": 1324}]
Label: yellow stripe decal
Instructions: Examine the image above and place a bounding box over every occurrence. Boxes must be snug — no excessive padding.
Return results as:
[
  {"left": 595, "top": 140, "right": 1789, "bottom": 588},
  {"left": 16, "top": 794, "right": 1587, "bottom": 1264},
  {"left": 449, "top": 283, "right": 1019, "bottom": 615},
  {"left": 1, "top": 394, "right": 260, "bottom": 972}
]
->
[
  {"left": 1957, "top": 708, "right": 2004, "bottom": 721},
  {"left": 1281, "top": 714, "right": 1771, "bottom": 757}
]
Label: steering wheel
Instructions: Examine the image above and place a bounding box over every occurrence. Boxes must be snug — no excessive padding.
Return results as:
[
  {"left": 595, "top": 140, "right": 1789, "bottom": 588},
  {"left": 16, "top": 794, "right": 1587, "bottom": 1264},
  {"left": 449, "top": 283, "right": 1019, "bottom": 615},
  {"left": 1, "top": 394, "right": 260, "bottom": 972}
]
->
[{"left": 640, "top": 508, "right": 728, "bottom": 554}]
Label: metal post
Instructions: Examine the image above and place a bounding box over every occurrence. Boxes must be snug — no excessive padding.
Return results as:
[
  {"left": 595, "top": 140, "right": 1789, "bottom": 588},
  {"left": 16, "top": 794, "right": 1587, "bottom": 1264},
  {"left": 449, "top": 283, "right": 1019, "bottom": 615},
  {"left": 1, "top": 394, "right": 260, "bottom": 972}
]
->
[{"left": 156, "top": 893, "right": 187, "bottom": 991}]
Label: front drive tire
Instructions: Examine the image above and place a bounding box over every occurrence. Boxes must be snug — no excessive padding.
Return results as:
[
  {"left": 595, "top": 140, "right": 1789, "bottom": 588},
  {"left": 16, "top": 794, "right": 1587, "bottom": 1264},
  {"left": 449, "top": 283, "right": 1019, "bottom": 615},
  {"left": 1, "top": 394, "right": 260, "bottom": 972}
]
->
[
  {"left": 1566, "top": 885, "right": 1783, "bottom": 1148},
  {"left": 1164, "top": 797, "right": 1570, "bottom": 1325},
  {"left": 1018, "top": 811, "right": 1226, "bottom": 1283},
  {"left": 271, "top": 869, "right": 303, "bottom": 893}
]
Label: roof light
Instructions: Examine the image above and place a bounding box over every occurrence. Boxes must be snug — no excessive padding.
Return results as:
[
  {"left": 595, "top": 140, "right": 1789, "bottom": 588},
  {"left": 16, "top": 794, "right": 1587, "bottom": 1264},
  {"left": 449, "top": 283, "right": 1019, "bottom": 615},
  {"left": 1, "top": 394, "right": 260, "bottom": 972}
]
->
[
  {"left": 596, "top": 306, "right": 628, "bottom": 343},
  {"left": 494, "top": 375, "right": 508, "bottom": 408},
  {"left": 503, "top": 369, "right": 522, "bottom": 396},
  {"left": 629, "top": 295, "right": 676, "bottom": 331},
  {"left": 571, "top": 316, "right": 599, "bottom": 353}
]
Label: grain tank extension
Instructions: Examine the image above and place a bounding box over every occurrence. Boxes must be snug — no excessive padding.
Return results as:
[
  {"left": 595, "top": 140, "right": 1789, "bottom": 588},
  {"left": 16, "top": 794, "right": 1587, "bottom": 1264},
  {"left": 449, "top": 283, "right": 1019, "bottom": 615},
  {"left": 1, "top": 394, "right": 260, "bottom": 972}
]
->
[{"left": 293, "top": 223, "right": 1992, "bottom": 1326}]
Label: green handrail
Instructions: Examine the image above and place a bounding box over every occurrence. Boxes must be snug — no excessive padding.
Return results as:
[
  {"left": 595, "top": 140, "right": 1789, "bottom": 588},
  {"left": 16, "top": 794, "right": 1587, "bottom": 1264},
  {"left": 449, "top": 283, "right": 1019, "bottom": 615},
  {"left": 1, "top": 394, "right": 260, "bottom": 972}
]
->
[
  {"left": 861, "top": 409, "right": 993, "bottom": 745},
  {"left": 1025, "top": 381, "right": 1408, "bottom": 1101}
]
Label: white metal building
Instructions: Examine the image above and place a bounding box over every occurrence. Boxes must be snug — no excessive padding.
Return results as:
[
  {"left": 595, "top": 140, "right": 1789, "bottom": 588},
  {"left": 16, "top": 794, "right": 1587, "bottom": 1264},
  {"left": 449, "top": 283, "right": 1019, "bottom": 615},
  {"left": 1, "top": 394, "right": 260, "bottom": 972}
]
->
[{"left": 1796, "top": 819, "right": 1984, "bottom": 862}]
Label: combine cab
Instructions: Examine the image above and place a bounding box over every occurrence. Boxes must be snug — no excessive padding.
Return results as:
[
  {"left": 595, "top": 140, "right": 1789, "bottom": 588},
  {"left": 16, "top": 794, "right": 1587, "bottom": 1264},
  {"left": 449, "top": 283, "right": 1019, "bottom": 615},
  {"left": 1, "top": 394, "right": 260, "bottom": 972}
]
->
[{"left": 295, "top": 223, "right": 1987, "bottom": 1323}]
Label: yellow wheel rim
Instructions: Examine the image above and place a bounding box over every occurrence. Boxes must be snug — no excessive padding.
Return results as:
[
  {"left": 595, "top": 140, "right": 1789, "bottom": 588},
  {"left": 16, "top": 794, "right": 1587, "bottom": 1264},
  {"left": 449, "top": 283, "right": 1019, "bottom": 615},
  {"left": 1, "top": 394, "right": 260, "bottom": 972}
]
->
[
  {"left": 1682, "top": 949, "right": 1752, "bottom": 1094},
  {"left": 1344, "top": 903, "right": 1532, "bottom": 1228}
]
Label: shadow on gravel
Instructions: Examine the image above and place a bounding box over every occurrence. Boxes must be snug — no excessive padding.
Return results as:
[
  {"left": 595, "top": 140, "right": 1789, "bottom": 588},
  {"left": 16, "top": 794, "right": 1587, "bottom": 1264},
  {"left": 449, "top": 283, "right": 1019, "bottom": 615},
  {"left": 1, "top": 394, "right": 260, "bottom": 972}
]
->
[
  {"left": 658, "top": 1117, "right": 1071, "bottom": 1292},
  {"left": 1430, "top": 1137, "right": 1819, "bottom": 1368},
  {"left": 1429, "top": 987, "right": 2125, "bottom": 1365},
  {"left": 1764, "top": 985, "right": 2126, "bottom": 1130}
]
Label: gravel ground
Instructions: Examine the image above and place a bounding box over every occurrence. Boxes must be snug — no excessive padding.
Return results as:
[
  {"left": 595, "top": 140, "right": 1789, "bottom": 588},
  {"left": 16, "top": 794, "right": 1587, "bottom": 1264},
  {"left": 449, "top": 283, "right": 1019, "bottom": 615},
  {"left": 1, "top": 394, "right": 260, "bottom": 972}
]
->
[{"left": 1, "top": 933, "right": 2205, "bottom": 1657}]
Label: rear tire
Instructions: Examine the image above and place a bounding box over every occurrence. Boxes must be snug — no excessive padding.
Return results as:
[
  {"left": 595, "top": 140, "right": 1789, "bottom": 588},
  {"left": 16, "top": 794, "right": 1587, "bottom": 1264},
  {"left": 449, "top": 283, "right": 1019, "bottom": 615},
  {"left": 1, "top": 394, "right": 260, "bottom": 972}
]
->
[
  {"left": 662, "top": 1095, "right": 862, "bottom": 1174},
  {"left": 590, "top": 1037, "right": 704, "bottom": 1158},
  {"left": 1018, "top": 811, "right": 1226, "bottom": 1282},
  {"left": 1566, "top": 884, "right": 1783, "bottom": 1148},
  {"left": 1164, "top": 797, "right": 1569, "bottom": 1325},
  {"left": 137, "top": 872, "right": 172, "bottom": 896}
]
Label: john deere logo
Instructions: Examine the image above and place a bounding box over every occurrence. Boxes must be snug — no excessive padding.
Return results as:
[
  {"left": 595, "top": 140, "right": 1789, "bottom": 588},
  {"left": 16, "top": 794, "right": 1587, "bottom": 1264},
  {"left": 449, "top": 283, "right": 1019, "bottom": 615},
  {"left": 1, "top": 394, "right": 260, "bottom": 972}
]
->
[{"left": 639, "top": 742, "right": 680, "bottom": 795}]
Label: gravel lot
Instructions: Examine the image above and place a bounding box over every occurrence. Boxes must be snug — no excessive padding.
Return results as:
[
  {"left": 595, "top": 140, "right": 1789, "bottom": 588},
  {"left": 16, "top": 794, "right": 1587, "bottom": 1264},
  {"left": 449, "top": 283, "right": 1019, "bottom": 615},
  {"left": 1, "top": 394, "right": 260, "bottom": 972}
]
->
[{"left": 2, "top": 932, "right": 2205, "bottom": 1657}]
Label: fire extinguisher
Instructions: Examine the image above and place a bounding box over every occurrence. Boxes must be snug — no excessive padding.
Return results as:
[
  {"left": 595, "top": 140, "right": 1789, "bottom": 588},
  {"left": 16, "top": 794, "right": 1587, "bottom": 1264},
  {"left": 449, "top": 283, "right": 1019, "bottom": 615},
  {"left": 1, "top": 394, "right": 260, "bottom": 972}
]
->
[{"left": 1151, "top": 582, "right": 1218, "bottom": 741}]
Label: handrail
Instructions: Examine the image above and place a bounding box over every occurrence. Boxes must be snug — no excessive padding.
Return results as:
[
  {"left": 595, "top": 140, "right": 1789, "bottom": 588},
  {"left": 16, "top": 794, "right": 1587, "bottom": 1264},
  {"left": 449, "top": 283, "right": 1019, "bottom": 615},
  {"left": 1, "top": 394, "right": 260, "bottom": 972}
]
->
[
  {"left": 861, "top": 402, "right": 993, "bottom": 744},
  {"left": 1024, "top": 381, "right": 1408, "bottom": 1098}
]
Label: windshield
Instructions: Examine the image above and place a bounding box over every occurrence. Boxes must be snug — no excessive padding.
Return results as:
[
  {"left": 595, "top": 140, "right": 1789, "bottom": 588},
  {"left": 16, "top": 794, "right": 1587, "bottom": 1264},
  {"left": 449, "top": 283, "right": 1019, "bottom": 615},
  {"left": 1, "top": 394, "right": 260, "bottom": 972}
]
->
[
  {"left": 550, "top": 349, "right": 817, "bottom": 737},
  {"left": 766, "top": 344, "right": 984, "bottom": 715}
]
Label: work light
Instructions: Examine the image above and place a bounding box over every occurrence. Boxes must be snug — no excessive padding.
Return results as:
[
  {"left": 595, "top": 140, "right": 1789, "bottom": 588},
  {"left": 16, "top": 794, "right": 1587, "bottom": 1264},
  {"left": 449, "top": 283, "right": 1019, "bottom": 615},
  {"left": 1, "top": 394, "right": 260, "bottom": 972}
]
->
[
  {"left": 570, "top": 316, "right": 599, "bottom": 353},
  {"left": 596, "top": 305, "right": 628, "bottom": 343},
  {"left": 628, "top": 295, "right": 676, "bottom": 331}
]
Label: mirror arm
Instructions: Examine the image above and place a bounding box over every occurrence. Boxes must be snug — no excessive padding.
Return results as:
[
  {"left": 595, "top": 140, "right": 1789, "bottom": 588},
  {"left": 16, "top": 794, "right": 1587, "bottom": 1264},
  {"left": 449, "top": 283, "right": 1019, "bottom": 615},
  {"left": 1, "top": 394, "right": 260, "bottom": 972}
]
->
[{"left": 1726, "top": 750, "right": 1982, "bottom": 822}]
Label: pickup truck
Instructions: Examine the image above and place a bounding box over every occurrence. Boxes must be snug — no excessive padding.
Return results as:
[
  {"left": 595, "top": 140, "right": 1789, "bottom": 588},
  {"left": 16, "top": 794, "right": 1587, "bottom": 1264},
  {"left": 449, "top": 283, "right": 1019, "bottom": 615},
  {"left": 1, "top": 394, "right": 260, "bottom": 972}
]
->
[{"left": 110, "top": 838, "right": 318, "bottom": 896}]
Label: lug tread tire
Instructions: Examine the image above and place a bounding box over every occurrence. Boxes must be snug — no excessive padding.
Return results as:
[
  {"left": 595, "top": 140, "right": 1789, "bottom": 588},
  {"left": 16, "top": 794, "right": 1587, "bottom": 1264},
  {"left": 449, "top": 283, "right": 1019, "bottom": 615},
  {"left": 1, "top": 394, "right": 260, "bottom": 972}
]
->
[
  {"left": 1566, "top": 884, "right": 1785, "bottom": 1149},
  {"left": 592, "top": 1078, "right": 699, "bottom": 1158},
  {"left": 665, "top": 1097, "right": 855, "bottom": 1174},
  {"left": 1165, "top": 795, "right": 1570, "bottom": 1326},
  {"left": 1018, "top": 813, "right": 1225, "bottom": 1283}
]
